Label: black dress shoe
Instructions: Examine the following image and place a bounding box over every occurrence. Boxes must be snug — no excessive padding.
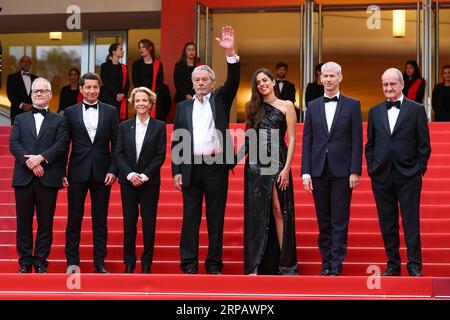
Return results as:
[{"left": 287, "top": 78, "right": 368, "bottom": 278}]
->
[
  {"left": 182, "top": 268, "right": 198, "bottom": 274},
  {"left": 382, "top": 267, "right": 401, "bottom": 276},
  {"left": 94, "top": 265, "right": 110, "bottom": 274},
  {"left": 207, "top": 270, "right": 222, "bottom": 275},
  {"left": 330, "top": 269, "right": 342, "bottom": 276},
  {"left": 34, "top": 264, "right": 48, "bottom": 274},
  {"left": 408, "top": 268, "right": 422, "bottom": 277},
  {"left": 124, "top": 264, "right": 135, "bottom": 274},
  {"left": 320, "top": 269, "right": 331, "bottom": 276},
  {"left": 141, "top": 265, "right": 151, "bottom": 274},
  {"left": 18, "top": 265, "right": 32, "bottom": 273}
]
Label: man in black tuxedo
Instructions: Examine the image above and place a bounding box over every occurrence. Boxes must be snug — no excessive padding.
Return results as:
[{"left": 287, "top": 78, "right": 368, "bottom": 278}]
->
[
  {"left": 275, "top": 62, "right": 296, "bottom": 105},
  {"left": 171, "top": 26, "right": 240, "bottom": 274},
  {"left": 64, "top": 72, "right": 119, "bottom": 274},
  {"left": 9, "top": 77, "right": 69, "bottom": 273},
  {"left": 365, "top": 68, "right": 431, "bottom": 277},
  {"left": 7, "top": 56, "right": 38, "bottom": 125},
  {"left": 301, "top": 62, "right": 363, "bottom": 276}
]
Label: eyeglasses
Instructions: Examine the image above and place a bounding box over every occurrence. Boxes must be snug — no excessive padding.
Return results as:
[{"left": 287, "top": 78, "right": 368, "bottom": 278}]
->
[{"left": 31, "top": 89, "right": 51, "bottom": 94}]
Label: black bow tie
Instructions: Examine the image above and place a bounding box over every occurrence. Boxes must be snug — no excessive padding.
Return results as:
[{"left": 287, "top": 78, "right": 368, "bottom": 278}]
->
[
  {"left": 22, "top": 72, "right": 30, "bottom": 77},
  {"left": 386, "top": 100, "right": 401, "bottom": 110},
  {"left": 32, "top": 107, "right": 48, "bottom": 116},
  {"left": 84, "top": 103, "right": 98, "bottom": 110},
  {"left": 277, "top": 80, "right": 285, "bottom": 83},
  {"left": 324, "top": 96, "right": 339, "bottom": 103}
]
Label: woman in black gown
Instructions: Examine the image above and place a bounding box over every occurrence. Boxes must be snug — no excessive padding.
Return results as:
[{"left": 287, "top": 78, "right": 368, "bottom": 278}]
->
[
  {"left": 100, "top": 43, "right": 130, "bottom": 121},
  {"left": 243, "top": 68, "right": 298, "bottom": 275}
]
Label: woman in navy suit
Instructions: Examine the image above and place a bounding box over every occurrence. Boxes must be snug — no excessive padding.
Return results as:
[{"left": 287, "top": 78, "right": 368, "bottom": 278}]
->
[{"left": 116, "top": 87, "right": 166, "bottom": 274}]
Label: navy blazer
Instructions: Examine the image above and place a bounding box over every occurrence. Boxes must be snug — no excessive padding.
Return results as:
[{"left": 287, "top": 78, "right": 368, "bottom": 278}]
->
[
  {"left": 116, "top": 118, "right": 166, "bottom": 185},
  {"left": 9, "top": 111, "right": 69, "bottom": 188},
  {"left": 301, "top": 94, "right": 363, "bottom": 178},
  {"left": 64, "top": 102, "right": 119, "bottom": 183},
  {"left": 365, "top": 98, "right": 431, "bottom": 184},
  {"left": 171, "top": 61, "right": 240, "bottom": 188}
]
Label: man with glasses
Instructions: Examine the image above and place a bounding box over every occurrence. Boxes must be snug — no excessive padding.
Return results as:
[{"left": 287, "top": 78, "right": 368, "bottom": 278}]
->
[
  {"left": 9, "top": 77, "right": 69, "bottom": 273},
  {"left": 7, "top": 55, "right": 38, "bottom": 125},
  {"left": 365, "top": 68, "right": 431, "bottom": 277}
]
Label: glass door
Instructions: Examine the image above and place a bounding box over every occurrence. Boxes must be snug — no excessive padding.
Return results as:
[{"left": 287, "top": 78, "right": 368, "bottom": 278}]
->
[
  {"left": 82, "top": 31, "right": 127, "bottom": 75},
  {"left": 196, "top": 2, "right": 213, "bottom": 66}
]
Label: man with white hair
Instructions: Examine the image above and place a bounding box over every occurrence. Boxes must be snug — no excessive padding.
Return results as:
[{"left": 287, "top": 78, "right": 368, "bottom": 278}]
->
[
  {"left": 301, "top": 61, "right": 363, "bottom": 276},
  {"left": 171, "top": 26, "right": 240, "bottom": 274},
  {"left": 9, "top": 77, "right": 69, "bottom": 273},
  {"left": 365, "top": 68, "right": 431, "bottom": 277}
]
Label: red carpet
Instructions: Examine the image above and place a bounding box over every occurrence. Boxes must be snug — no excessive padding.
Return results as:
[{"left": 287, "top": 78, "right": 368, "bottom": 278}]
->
[{"left": 0, "top": 123, "right": 449, "bottom": 299}]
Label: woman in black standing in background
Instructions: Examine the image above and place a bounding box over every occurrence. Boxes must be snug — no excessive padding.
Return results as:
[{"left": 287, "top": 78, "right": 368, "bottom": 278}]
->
[
  {"left": 173, "top": 42, "right": 202, "bottom": 104},
  {"left": 132, "top": 39, "right": 165, "bottom": 120},
  {"left": 58, "top": 68, "right": 81, "bottom": 114},
  {"left": 402, "top": 60, "right": 425, "bottom": 104},
  {"left": 100, "top": 43, "right": 130, "bottom": 121},
  {"left": 432, "top": 65, "right": 450, "bottom": 121}
]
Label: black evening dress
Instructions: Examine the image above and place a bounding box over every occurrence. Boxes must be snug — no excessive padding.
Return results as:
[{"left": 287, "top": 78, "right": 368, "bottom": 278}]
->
[{"left": 244, "top": 103, "right": 298, "bottom": 275}]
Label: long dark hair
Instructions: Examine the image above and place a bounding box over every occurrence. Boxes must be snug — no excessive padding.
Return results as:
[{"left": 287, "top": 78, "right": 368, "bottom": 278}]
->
[
  {"left": 403, "top": 60, "right": 422, "bottom": 80},
  {"left": 176, "top": 42, "right": 201, "bottom": 66},
  {"left": 138, "top": 39, "right": 155, "bottom": 60},
  {"left": 106, "top": 43, "right": 121, "bottom": 62},
  {"left": 246, "top": 68, "right": 276, "bottom": 130}
]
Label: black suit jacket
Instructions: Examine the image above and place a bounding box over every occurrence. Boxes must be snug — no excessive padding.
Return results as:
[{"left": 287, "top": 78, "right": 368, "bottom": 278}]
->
[
  {"left": 100, "top": 60, "right": 130, "bottom": 109},
  {"left": 64, "top": 102, "right": 119, "bottom": 183},
  {"left": 9, "top": 110, "right": 69, "bottom": 188},
  {"left": 7, "top": 71, "right": 38, "bottom": 124},
  {"left": 171, "top": 61, "right": 240, "bottom": 188},
  {"left": 365, "top": 98, "right": 431, "bottom": 184},
  {"left": 116, "top": 118, "right": 166, "bottom": 185},
  {"left": 302, "top": 95, "right": 363, "bottom": 178},
  {"left": 276, "top": 80, "right": 296, "bottom": 104}
]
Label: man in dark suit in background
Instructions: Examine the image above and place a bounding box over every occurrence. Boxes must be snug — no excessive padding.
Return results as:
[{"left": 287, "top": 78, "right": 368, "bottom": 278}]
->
[
  {"left": 7, "top": 55, "right": 38, "bottom": 125},
  {"left": 64, "top": 72, "right": 119, "bottom": 274},
  {"left": 9, "top": 77, "right": 69, "bottom": 273},
  {"left": 275, "top": 62, "right": 296, "bottom": 104},
  {"left": 365, "top": 68, "right": 431, "bottom": 277},
  {"left": 301, "top": 61, "right": 363, "bottom": 276},
  {"left": 171, "top": 26, "right": 240, "bottom": 274}
]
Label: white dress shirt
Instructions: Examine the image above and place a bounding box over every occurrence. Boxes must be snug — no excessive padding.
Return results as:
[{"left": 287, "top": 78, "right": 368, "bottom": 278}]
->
[
  {"left": 324, "top": 92, "right": 340, "bottom": 132},
  {"left": 82, "top": 102, "right": 99, "bottom": 143},
  {"left": 387, "top": 95, "right": 404, "bottom": 133},
  {"left": 33, "top": 106, "right": 49, "bottom": 136},
  {"left": 278, "top": 80, "right": 284, "bottom": 93},
  {"left": 19, "top": 72, "right": 32, "bottom": 110},
  {"left": 192, "top": 93, "right": 222, "bottom": 156},
  {"left": 22, "top": 72, "right": 32, "bottom": 96},
  {"left": 126, "top": 117, "right": 150, "bottom": 182}
]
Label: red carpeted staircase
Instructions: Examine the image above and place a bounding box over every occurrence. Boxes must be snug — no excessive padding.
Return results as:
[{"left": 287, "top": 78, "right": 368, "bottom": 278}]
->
[{"left": 0, "top": 123, "right": 449, "bottom": 299}]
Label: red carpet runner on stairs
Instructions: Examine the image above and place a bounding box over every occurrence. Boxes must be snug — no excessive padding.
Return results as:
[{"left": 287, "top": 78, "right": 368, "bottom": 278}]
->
[{"left": 0, "top": 123, "right": 449, "bottom": 299}]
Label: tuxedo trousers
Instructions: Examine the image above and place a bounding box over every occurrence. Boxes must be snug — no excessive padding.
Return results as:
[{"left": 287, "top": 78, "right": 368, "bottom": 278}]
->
[
  {"left": 312, "top": 158, "right": 352, "bottom": 272},
  {"left": 371, "top": 166, "right": 422, "bottom": 271},
  {"left": 179, "top": 162, "right": 229, "bottom": 273},
  {"left": 65, "top": 175, "right": 111, "bottom": 266},
  {"left": 15, "top": 177, "right": 59, "bottom": 267}
]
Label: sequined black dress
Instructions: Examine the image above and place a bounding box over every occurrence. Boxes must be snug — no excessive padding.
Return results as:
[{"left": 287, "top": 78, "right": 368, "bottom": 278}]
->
[{"left": 244, "top": 103, "right": 298, "bottom": 275}]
